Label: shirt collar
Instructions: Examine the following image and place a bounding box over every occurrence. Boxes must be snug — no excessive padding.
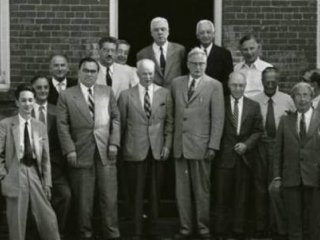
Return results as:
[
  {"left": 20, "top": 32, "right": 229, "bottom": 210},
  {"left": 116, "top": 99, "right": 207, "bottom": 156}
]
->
[
  {"left": 52, "top": 77, "right": 67, "bottom": 87},
  {"left": 34, "top": 101, "right": 47, "bottom": 110},
  {"left": 138, "top": 83, "right": 154, "bottom": 92},
  {"left": 80, "top": 82, "right": 94, "bottom": 94},
  {"left": 298, "top": 107, "right": 313, "bottom": 118},
  {"left": 230, "top": 95, "right": 244, "bottom": 104},
  {"left": 153, "top": 41, "right": 168, "bottom": 53},
  {"left": 201, "top": 42, "right": 213, "bottom": 55},
  {"left": 18, "top": 114, "right": 31, "bottom": 125},
  {"left": 240, "top": 57, "right": 265, "bottom": 71},
  {"left": 99, "top": 62, "right": 114, "bottom": 74}
]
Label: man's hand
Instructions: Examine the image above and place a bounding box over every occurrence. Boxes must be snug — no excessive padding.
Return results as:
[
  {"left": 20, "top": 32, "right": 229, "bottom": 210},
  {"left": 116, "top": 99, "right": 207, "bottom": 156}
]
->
[
  {"left": 66, "top": 151, "right": 77, "bottom": 167},
  {"left": 43, "top": 186, "right": 51, "bottom": 200},
  {"left": 108, "top": 145, "right": 118, "bottom": 162},
  {"left": 273, "top": 178, "right": 282, "bottom": 192},
  {"left": 234, "top": 143, "right": 247, "bottom": 155},
  {"left": 160, "top": 147, "right": 170, "bottom": 160},
  {"left": 205, "top": 149, "right": 216, "bottom": 161}
]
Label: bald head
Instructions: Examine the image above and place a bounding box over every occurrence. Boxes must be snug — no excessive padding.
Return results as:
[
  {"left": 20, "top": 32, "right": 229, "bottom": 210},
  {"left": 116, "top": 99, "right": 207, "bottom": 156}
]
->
[
  {"left": 228, "top": 72, "right": 247, "bottom": 99},
  {"left": 137, "top": 59, "right": 155, "bottom": 87}
]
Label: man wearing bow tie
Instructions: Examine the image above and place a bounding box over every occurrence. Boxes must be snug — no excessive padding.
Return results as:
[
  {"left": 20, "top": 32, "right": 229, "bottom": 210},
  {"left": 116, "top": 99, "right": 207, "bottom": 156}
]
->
[{"left": 171, "top": 48, "right": 224, "bottom": 240}]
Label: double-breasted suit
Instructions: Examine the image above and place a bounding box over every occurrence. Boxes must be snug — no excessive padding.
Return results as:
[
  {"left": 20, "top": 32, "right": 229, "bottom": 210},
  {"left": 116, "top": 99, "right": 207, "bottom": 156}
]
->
[
  {"left": 118, "top": 84, "right": 173, "bottom": 236},
  {"left": 273, "top": 110, "right": 320, "bottom": 240},
  {"left": 214, "top": 97, "right": 263, "bottom": 235},
  {"left": 56, "top": 84, "right": 120, "bottom": 239},
  {"left": 171, "top": 74, "right": 224, "bottom": 236},
  {"left": 137, "top": 42, "right": 186, "bottom": 89},
  {"left": 0, "top": 115, "right": 60, "bottom": 240}
]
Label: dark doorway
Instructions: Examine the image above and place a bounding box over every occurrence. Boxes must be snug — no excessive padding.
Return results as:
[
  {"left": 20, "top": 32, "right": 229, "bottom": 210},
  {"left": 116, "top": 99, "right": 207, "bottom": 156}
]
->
[{"left": 118, "top": 0, "right": 214, "bottom": 66}]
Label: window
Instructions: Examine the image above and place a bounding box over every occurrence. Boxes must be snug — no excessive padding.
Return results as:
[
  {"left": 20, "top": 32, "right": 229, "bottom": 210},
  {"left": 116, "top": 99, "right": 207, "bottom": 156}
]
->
[{"left": 0, "top": 0, "right": 10, "bottom": 91}]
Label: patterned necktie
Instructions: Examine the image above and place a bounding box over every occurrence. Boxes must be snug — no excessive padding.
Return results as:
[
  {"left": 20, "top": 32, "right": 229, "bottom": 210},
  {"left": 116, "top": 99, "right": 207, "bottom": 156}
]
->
[
  {"left": 300, "top": 113, "right": 307, "bottom": 142},
  {"left": 88, "top": 88, "right": 95, "bottom": 119},
  {"left": 23, "top": 121, "right": 33, "bottom": 161},
  {"left": 38, "top": 105, "right": 46, "bottom": 124},
  {"left": 144, "top": 87, "right": 151, "bottom": 118},
  {"left": 233, "top": 98, "right": 239, "bottom": 131},
  {"left": 106, "top": 67, "right": 112, "bottom": 86},
  {"left": 188, "top": 79, "right": 196, "bottom": 100},
  {"left": 159, "top": 46, "right": 166, "bottom": 74},
  {"left": 265, "top": 98, "right": 276, "bottom": 138}
]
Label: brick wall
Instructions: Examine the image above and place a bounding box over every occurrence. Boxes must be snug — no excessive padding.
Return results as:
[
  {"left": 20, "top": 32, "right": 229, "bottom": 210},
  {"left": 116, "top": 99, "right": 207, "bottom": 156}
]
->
[
  {"left": 0, "top": 0, "right": 109, "bottom": 101},
  {"left": 223, "top": 0, "right": 318, "bottom": 92}
]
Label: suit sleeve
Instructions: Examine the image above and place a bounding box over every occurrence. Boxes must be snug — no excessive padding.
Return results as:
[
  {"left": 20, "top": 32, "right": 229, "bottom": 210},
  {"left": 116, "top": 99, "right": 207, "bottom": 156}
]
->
[
  {"left": 0, "top": 121, "right": 8, "bottom": 180},
  {"left": 109, "top": 89, "right": 121, "bottom": 148},
  {"left": 209, "top": 82, "right": 225, "bottom": 150},
  {"left": 40, "top": 123, "right": 52, "bottom": 187},
  {"left": 222, "top": 50, "right": 233, "bottom": 94},
  {"left": 164, "top": 90, "right": 174, "bottom": 150},
  {"left": 273, "top": 116, "right": 284, "bottom": 179},
  {"left": 118, "top": 91, "right": 128, "bottom": 139},
  {"left": 56, "top": 92, "right": 76, "bottom": 156},
  {"left": 244, "top": 103, "right": 263, "bottom": 149}
]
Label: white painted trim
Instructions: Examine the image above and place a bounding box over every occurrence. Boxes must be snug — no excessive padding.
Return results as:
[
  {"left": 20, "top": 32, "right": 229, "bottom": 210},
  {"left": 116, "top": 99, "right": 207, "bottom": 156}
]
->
[
  {"left": 0, "top": 0, "right": 10, "bottom": 91},
  {"left": 214, "top": 0, "right": 223, "bottom": 46},
  {"left": 110, "top": 0, "right": 118, "bottom": 38},
  {"left": 317, "top": 0, "right": 320, "bottom": 68}
]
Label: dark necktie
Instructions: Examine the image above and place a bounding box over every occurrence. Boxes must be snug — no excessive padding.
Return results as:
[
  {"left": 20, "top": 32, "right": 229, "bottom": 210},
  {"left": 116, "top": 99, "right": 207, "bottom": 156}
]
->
[
  {"left": 233, "top": 99, "right": 239, "bottom": 131},
  {"left": 106, "top": 67, "right": 112, "bottom": 86},
  {"left": 88, "top": 88, "right": 95, "bottom": 119},
  {"left": 159, "top": 46, "right": 166, "bottom": 74},
  {"left": 265, "top": 98, "right": 276, "bottom": 138},
  {"left": 39, "top": 105, "right": 46, "bottom": 124},
  {"left": 204, "top": 48, "right": 208, "bottom": 55},
  {"left": 144, "top": 87, "right": 151, "bottom": 118},
  {"left": 188, "top": 79, "right": 196, "bottom": 100},
  {"left": 300, "top": 113, "right": 307, "bottom": 142},
  {"left": 23, "top": 121, "right": 33, "bottom": 161}
]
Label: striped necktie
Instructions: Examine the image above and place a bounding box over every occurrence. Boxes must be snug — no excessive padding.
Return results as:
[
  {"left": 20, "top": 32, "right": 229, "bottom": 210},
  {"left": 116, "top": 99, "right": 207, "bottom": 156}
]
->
[
  {"left": 144, "top": 87, "right": 151, "bottom": 118},
  {"left": 39, "top": 105, "right": 46, "bottom": 124},
  {"left": 88, "top": 88, "right": 95, "bottom": 119},
  {"left": 188, "top": 79, "right": 196, "bottom": 100}
]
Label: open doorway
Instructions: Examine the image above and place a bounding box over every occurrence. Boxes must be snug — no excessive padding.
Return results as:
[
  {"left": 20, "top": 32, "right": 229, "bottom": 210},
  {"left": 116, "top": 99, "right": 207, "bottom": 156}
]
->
[{"left": 118, "top": 0, "right": 214, "bottom": 66}]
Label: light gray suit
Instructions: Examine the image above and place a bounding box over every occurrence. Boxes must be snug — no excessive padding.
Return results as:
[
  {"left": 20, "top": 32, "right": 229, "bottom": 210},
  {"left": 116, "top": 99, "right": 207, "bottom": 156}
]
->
[
  {"left": 0, "top": 115, "right": 60, "bottom": 240},
  {"left": 171, "top": 74, "right": 225, "bottom": 236},
  {"left": 57, "top": 84, "right": 120, "bottom": 238}
]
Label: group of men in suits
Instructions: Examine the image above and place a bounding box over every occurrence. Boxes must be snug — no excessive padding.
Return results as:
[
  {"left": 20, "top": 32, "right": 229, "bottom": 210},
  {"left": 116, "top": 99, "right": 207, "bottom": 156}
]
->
[{"left": 1, "top": 15, "right": 320, "bottom": 240}]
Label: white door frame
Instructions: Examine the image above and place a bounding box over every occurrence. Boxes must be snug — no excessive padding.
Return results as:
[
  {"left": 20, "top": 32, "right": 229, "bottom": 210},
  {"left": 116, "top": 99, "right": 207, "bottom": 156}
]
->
[
  {"left": 0, "top": 0, "right": 10, "bottom": 91},
  {"left": 317, "top": 0, "right": 320, "bottom": 68}
]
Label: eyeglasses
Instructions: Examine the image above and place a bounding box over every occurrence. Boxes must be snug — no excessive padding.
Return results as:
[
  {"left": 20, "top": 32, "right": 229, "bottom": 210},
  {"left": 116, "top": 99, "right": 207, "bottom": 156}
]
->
[
  {"left": 188, "top": 62, "right": 206, "bottom": 67},
  {"left": 82, "top": 69, "right": 98, "bottom": 74}
]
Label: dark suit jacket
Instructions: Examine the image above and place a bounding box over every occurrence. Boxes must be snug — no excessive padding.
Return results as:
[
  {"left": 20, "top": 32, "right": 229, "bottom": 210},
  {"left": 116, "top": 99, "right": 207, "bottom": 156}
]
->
[
  {"left": 216, "top": 96, "right": 263, "bottom": 169},
  {"left": 48, "top": 77, "right": 77, "bottom": 105},
  {"left": 204, "top": 44, "right": 233, "bottom": 95},
  {"left": 118, "top": 85, "right": 173, "bottom": 161},
  {"left": 274, "top": 110, "right": 320, "bottom": 187},
  {"left": 137, "top": 42, "right": 186, "bottom": 89}
]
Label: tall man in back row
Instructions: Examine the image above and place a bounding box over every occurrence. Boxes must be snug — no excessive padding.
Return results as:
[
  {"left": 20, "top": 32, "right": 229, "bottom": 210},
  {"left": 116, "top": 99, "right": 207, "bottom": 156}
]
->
[
  {"left": 137, "top": 17, "right": 186, "bottom": 88},
  {"left": 171, "top": 48, "right": 224, "bottom": 240}
]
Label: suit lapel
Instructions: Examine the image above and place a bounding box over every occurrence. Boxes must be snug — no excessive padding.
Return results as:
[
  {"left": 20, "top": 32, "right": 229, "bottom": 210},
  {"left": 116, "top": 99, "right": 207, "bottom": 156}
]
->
[
  {"left": 188, "top": 76, "right": 206, "bottom": 103},
  {"left": 31, "top": 119, "right": 40, "bottom": 163},
  {"left": 288, "top": 112, "right": 300, "bottom": 141},
  {"left": 47, "top": 104, "right": 55, "bottom": 132},
  {"left": 131, "top": 86, "right": 148, "bottom": 119},
  {"left": 149, "top": 46, "right": 163, "bottom": 77},
  {"left": 306, "top": 109, "right": 320, "bottom": 140},
  {"left": 151, "top": 87, "right": 162, "bottom": 115},
  {"left": 72, "top": 85, "right": 93, "bottom": 124},
  {"left": 11, "top": 116, "right": 21, "bottom": 159},
  {"left": 181, "top": 77, "right": 189, "bottom": 103},
  {"left": 164, "top": 42, "right": 174, "bottom": 78},
  {"left": 241, "top": 97, "right": 250, "bottom": 126}
]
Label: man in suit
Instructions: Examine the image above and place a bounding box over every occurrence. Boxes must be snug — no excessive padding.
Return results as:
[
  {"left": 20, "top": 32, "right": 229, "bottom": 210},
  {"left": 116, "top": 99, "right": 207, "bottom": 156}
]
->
[
  {"left": 196, "top": 19, "right": 233, "bottom": 95},
  {"left": 31, "top": 75, "right": 71, "bottom": 238},
  {"left": 137, "top": 17, "right": 186, "bottom": 89},
  {"left": 96, "top": 36, "right": 138, "bottom": 100},
  {"left": 57, "top": 57, "right": 121, "bottom": 240},
  {"left": 0, "top": 84, "right": 60, "bottom": 240},
  {"left": 171, "top": 48, "right": 224, "bottom": 240},
  {"left": 251, "top": 67, "right": 295, "bottom": 239},
  {"left": 234, "top": 35, "right": 273, "bottom": 98},
  {"left": 214, "top": 72, "right": 263, "bottom": 240},
  {"left": 118, "top": 59, "right": 173, "bottom": 240},
  {"left": 273, "top": 82, "right": 320, "bottom": 240},
  {"left": 48, "top": 54, "right": 77, "bottom": 105}
]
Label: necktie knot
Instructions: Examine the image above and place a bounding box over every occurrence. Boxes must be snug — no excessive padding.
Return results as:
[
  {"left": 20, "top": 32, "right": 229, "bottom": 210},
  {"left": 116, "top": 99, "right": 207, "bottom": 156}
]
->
[
  {"left": 268, "top": 98, "right": 273, "bottom": 104},
  {"left": 39, "top": 105, "right": 44, "bottom": 110},
  {"left": 106, "top": 67, "right": 112, "bottom": 86}
]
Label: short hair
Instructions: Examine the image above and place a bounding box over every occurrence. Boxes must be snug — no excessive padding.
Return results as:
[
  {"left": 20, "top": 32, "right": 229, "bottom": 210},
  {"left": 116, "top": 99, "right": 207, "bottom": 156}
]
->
[
  {"left": 78, "top": 57, "right": 100, "bottom": 72},
  {"left": 187, "top": 47, "right": 207, "bottom": 60},
  {"left": 30, "top": 75, "right": 49, "bottom": 85},
  {"left": 15, "top": 83, "right": 36, "bottom": 100},
  {"left": 137, "top": 59, "right": 155, "bottom": 72},
  {"left": 228, "top": 71, "right": 247, "bottom": 84},
  {"left": 49, "top": 54, "right": 69, "bottom": 64},
  {"left": 117, "top": 39, "right": 130, "bottom": 48},
  {"left": 150, "top": 17, "right": 169, "bottom": 31},
  {"left": 239, "top": 34, "right": 259, "bottom": 46},
  {"left": 98, "top": 36, "right": 118, "bottom": 49},
  {"left": 196, "top": 20, "right": 215, "bottom": 35},
  {"left": 290, "top": 82, "right": 314, "bottom": 99},
  {"left": 310, "top": 70, "right": 320, "bottom": 86},
  {"left": 262, "top": 67, "right": 280, "bottom": 80}
]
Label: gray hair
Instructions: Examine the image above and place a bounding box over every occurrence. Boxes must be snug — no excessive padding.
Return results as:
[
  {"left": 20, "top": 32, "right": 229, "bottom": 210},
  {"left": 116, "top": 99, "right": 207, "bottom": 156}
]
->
[
  {"left": 187, "top": 47, "right": 207, "bottom": 60},
  {"left": 228, "top": 71, "right": 247, "bottom": 84},
  {"left": 290, "top": 82, "right": 314, "bottom": 99},
  {"left": 196, "top": 20, "right": 215, "bottom": 35},
  {"left": 137, "top": 59, "right": 155, "bottom": 72},
  {"left": 150, "top": 17, "right": 169, "bottom": 31}
]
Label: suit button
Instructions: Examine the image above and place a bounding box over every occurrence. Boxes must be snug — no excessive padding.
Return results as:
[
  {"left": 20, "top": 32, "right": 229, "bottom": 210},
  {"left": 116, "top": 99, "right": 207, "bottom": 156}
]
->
[{"left": 183, "top": 117, "right": 187, "bottom": 121}]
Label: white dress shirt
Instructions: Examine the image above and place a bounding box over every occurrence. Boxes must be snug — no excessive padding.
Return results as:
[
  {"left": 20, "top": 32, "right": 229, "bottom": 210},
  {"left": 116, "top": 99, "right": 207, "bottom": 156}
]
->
[
  {"left": 34, "top": 102, "right": 48, "bottom": 123},
  {"left": 234, "top": 57, "right": 273, "bottom": 98},
  {"left": 230, "top": 96, "right": 244, "bottom": 135},
  {"left": 80, "top": 83, "right": 94, "bottom": 105},
  {"left": 297, "top": 107, "right": 313, "bottom": 134},
  {"left": 152, "top": 41, "right": 168, "bottom": 65},
  {"left": 52, "top": 77, "right": 67, "bottom": 93},
  {"left": 201, "top": 42, "right": 213, "bottom": 56},
  {"left": 138, "top": 83, "right": 160, "bottom": 109},
  {"left": 18, "top": 114, "right": 35, "bottom": 159},
  {"left": 98, "top": 62, "right": 114, "bottom": 81}
]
